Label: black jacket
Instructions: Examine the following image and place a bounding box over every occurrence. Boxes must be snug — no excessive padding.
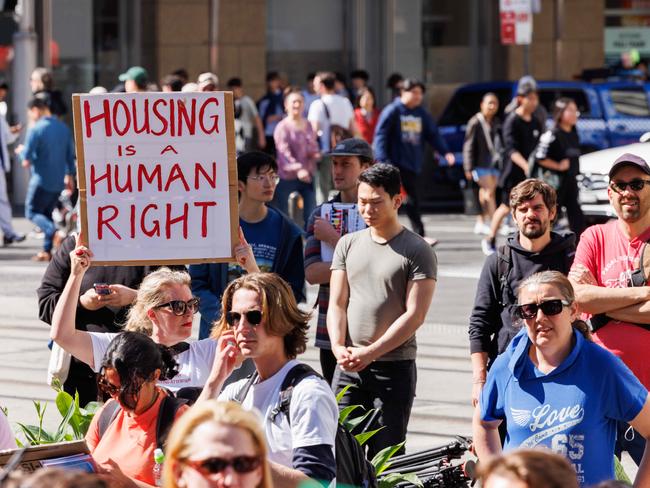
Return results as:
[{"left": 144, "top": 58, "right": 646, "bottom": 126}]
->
[
  {"left": 462, "top": 114, "right": 500, "bottom": 172},
  {"left": 468, "top": 231, "right": 576, "bottom": 364}
]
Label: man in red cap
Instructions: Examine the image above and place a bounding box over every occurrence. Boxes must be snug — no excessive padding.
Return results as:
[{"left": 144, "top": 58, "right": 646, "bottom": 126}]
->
[{"left": 570, "top": 152, "right": 650, "bottom": 466}]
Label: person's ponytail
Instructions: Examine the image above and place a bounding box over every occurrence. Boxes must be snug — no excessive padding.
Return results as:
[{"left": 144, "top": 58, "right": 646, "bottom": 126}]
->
[{"left": 572, "top": 319, "right": 592, "bottom": 341}]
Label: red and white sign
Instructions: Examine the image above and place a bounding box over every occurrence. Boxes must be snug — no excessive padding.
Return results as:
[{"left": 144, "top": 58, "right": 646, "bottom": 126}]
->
[
  {"left": 72, "top": 92, "right": 239, "bottom": 265},
  {"left": 500, "top": 0, "right": 532, "bottom": 45}
]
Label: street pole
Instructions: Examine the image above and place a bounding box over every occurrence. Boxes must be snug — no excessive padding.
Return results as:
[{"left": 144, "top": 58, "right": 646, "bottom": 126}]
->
[{"left": 11, "top": 0, "right": 37, "bottom": 209}]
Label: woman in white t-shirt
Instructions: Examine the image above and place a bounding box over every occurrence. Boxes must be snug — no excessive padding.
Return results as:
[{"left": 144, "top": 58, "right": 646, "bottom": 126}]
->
[{"left": 50, "top": 239, "right": 218, "bottom": 393}]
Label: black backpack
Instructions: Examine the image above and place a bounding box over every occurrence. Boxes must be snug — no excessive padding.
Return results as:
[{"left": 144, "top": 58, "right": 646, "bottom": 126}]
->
[
  {"left": 236, "top": 363, "right": 378, "bottom": 487},
  {"left": 97, "top": 395, "right": 188, "bottom": 449}
]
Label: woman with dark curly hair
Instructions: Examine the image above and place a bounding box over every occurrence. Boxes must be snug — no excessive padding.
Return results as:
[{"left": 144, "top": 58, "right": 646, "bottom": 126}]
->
[
  {"left": 85, "top": 332, "right": 189, "bottom": 486},
  {"left": 198, "top": 272, "right": 338, "bottom": 486}
]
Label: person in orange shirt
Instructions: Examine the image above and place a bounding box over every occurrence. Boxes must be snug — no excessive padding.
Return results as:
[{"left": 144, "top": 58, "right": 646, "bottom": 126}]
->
[
  {"left": 85, "top": 331, "right": 189, "bottom": 487},
  {"left": 353, "top": 87, "right": 380, "bottom": 144}
]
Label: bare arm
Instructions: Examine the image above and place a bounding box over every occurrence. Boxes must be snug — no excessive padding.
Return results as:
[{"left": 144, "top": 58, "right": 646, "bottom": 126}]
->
[
  {"left": 630, "top": 395, "right": 650, "bottom": 488},
  {"left": 510, "top": 151, "right": 529, "bottom": 173},
  {"left": 254, "top": 115, "right": 266, "bottom": 148},
  {"left": 608, "top": 301, "right": 650, "bottom": 324},
  {"left": 326, "top": 269, "right": 351, "bottom": 361},
  {"left": 472, "top": 407, "right": 502, "bottom": 461},
  {"left": 196, "top": 330, "right": 241, "bottom": 403},
  {"left": 471, "top": 352, "right": 489, "bottom": 407},
  {"left": 305, "top": 262, "right": 332, "bottom": 285},
  {"left": 349, "top": 116, "right": 361, "bottom": 137},
  {"left": 50, "top": 245, "right": 95, "bottom": 368},
  {"left": 269, "top": 462, "right": 310, "bottom": 488},
  {"left": 538, "top": 158, "right": 570, "bottom": 172},
  {"left": 570, "top": 280, "right": 650, "bottom": 315}
]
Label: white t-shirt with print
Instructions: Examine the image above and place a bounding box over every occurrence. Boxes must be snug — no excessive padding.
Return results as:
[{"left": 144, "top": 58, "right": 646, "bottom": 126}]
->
[
  {"left": 219, "top": 359, "right": 338, "bottom": 468},
  {"left": 88, "top": 332, "right": 217, "bottom": 391},
  {"left": 307, "top": 94, "right": 354, "bottom": 151}
]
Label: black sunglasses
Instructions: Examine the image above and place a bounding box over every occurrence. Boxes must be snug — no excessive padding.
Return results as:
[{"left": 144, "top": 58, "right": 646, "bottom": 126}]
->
[
  {"left": 156, "top": 298, "right": 200, "bottom": 316},
  {"left": 185, "top": 455, "right": 261, "bottom": 475},
  {"left": 515, "top": 299, "right": 570, "bottom": 320},
  {"left": 97, "top": 374, "right": 120, "bottom": 397},
  {"left": 610, "top": 179, "right": 650, "bottom": 193},
  {"left": 225, "top": 310, "right": 263, "bottom": 327}
]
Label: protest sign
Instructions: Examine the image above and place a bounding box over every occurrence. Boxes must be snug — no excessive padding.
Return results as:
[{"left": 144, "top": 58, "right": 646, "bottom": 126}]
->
[{"left": 72, "top": 91, "right": 238, "bottom": 265}]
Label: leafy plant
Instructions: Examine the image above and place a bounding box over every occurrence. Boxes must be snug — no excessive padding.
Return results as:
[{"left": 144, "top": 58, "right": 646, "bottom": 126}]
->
[
  {"left": 10, "top": 382, "right": 99, "bottom": 447},
  {"left": 336, "top": 387, "right": 422, "bottom": 487}
]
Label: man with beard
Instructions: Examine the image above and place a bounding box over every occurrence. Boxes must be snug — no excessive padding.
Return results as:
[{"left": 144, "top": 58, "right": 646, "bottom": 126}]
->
[
  {"left": 469, "top": 179, "right": 575, "bottom": 407},
  {"left": 570, "top": 153, "right": 650, "bottom": 467}
]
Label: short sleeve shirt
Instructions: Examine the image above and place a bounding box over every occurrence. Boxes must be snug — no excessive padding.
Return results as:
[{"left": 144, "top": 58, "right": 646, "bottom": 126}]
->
[
  {"left": 219, "top": 360, "right": 338, "bottom": 469},
  {"left": 571, "top": 220, "right": 650, "bottom": 389},
  {"left": 480, "top": 329, "right": 647, "bottom": 486},
  {"left": 89, "top": 332, "right": 217, "bottom": 391},
  {"left": 331, "top": 227, "right": 437, "bottom": 361},
  {"left": 307, "top": 94, "right": 354, "bottom": 151}
]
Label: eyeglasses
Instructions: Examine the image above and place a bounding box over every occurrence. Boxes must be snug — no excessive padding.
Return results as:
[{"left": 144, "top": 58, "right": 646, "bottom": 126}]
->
[
  {"left": 246, "top": 173, "right": 280, "bottom": 184},
  {"left": 156, "top": 298, "right": 200, "bottom": 316},
  {"left": 225, "top": 310, "right": 263, "bottom": 327},
  {"left": 610, "top": 179, "right": 650, "bottom": 193},
  {"left": 515, "top": 299, "right": 570, "bottom": 320},
  {"left": 97, "top": 373, "right": 120, "bottom": 397},
  {"left": 184, "top": 455, "right": 261, "bottom": 475}
]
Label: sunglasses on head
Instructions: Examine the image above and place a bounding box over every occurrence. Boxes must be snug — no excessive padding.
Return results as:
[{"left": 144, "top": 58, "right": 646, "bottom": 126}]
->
[
  {"left": 156, "top": 298, "right": 200, "bottom": 316},
  {"left": 610, "top": 179, "right": 650, "bottom": 193},
  {"left": 225, "top": 310, "right": 263, "bottom": 327},
  {"left": 185, "top": 455, "right": 261, "bottom": 475},
  {"left": 515, "top": 299, "right": 570, "bottom": 320}
]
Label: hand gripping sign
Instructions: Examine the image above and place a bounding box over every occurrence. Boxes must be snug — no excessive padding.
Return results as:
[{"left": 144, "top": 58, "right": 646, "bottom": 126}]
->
[{"left": 72, "top": 91, "right": 239, "bottom": 265}]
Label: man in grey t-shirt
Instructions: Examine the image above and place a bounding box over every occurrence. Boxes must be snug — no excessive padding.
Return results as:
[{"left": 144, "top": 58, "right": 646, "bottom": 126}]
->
[{"left": 328, "top": 163, "right": 437, "bottom": 457}]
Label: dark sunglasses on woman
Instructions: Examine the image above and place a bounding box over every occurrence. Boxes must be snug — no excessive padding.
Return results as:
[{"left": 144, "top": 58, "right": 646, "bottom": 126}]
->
[
  {"left": 515, "top": 299, "right": 570, "bottom": 320},
  {"left": 225, "top": 310, "right": 263, "bottom": 327},
  {"left": 155, "top": 298, "right": 200, "bottom": 316},
  {"left": 185, "top": 455, "right": 261, "bottom": 475}
]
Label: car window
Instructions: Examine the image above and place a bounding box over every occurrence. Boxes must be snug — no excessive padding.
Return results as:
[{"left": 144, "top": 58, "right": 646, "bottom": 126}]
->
[
  {"left": 538, "top": 89, "right": 592, "bottom": 117},
  {"left": 609, "top": 88, "right": 650, "bottom": 117},
  {"left": 438, "top": 88, "right": 511, "bottom": 126}
]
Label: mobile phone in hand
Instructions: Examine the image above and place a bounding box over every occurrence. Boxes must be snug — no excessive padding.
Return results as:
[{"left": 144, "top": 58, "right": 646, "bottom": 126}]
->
[{"left": 93, "top": 283, "right": 111, "bottom": 296}]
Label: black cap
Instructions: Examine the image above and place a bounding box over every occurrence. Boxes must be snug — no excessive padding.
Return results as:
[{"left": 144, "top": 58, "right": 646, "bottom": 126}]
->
[
  {"left": 328, "top": 138, "right": 374, "bottom": 161},
  {"left": 609, "top": 152, "right": 650, "bottom": 178}
]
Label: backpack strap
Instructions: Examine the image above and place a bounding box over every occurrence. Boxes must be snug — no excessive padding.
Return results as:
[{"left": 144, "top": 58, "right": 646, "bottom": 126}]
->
[
  {"left": 496, "top": 244, "right": 512, "bottom": 307},
  {"left": 97, "top": 399, "right": 122, "bottom": 441},
  {"left": 269, "top": 363, "right": 320, "bottom": 425},
  {"left": 233, "top": 371, "right": 259, "bottom": 404},
  {"left": 155, "top": 395, "right": 188, "bottom": 449}
]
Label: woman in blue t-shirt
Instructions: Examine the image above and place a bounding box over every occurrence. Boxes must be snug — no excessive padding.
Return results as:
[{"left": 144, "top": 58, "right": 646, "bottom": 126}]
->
[{"left": 473, "top": 271, "right": 650, "bottom": 487}]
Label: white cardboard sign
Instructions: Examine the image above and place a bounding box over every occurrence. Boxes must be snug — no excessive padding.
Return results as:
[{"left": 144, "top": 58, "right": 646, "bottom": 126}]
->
[{"left": 72, "top": 92, "right": 238, "bottom": 265}]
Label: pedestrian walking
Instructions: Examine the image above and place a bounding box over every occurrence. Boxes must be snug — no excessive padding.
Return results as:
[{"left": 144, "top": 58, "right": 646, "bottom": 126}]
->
[
  {"left": 354, "top": 87, "right": 380, "bottom": 144},
  {"left": 531, "top": 97, "right": 586, "bottom": 237},
  {"left": 18, "top": 96, "right": 75, "bottom": 261},
  {"left": 308, "top": 71, "right": 358, "bottom": 203},
  {"left": 257, "top": 72, "right": 284, "bottom": 156},
  {"left": 463, "top": 92, "right": 501, "bottom": 236},
  {"left": 373, "top": 78, "right": 454, "bottom": 241},
  {"left": 474, "top": 271, "right": 650, "bottom": 487},
  {"left": 569, "top": 152, "right": 650, "bottom": 467},
  {"left": 483, "top": 80, "right": 542, "bottom": 255},
  {"left": 30, "top": 67, "right": 67, "bottom": 117},
  {"left": 328, "top": 163, "right": 437, "bottom": 457},
  {"left": 273, "top": 87, "right": 320, "bottom": 225},
  {"left": 228, "top": 77, "right": 266, "bottom": 153}
]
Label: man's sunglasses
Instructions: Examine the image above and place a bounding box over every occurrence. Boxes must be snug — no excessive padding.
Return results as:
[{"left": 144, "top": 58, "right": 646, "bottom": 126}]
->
[
  {"left": 610, "top": 179, "right": 650, "bottom": 193},
  {"left": 155, "top": 298, "right": 200, "bottom": 316},
  {"left": 225, "top": 310, "right": 263, "bottom": 327},
  {"left": 515, "top": 299, "right": 570, "bottom": 320},
  {"left": 184, "top": 455, "right": 261, "bottom": 475}
]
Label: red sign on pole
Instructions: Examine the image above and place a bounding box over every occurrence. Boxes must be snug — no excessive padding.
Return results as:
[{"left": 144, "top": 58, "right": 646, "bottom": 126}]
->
[{"left": 499, "top": 0, "right": 532, "bottom": 45}]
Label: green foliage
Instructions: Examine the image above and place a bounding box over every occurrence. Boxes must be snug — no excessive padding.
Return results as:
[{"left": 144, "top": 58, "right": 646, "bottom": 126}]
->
[
  {"left": 378, "top": 472, "right": 424, "bottom": 488},
  {"left": 371, "top": 441, "right": 405, "bottom": 475},
  {"left": 9, "top": 384, "right": 99, "bottom": 447}
]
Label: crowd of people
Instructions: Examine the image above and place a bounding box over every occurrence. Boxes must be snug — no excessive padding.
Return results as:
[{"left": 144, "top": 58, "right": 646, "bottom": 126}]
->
[{"left": 0, "top": 64, "right": 649, "bottom": 488}]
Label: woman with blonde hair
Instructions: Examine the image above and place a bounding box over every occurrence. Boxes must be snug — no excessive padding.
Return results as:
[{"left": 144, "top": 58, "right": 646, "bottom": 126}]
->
[
  {"left": 474, "top": 271, "right": 650, "bottom": 486},
  {"left": 50, "top": 237, "right": 218, "bottom": 393},
  {"left": 164, "top": 400, "right": 272, "bottom": 488}
]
